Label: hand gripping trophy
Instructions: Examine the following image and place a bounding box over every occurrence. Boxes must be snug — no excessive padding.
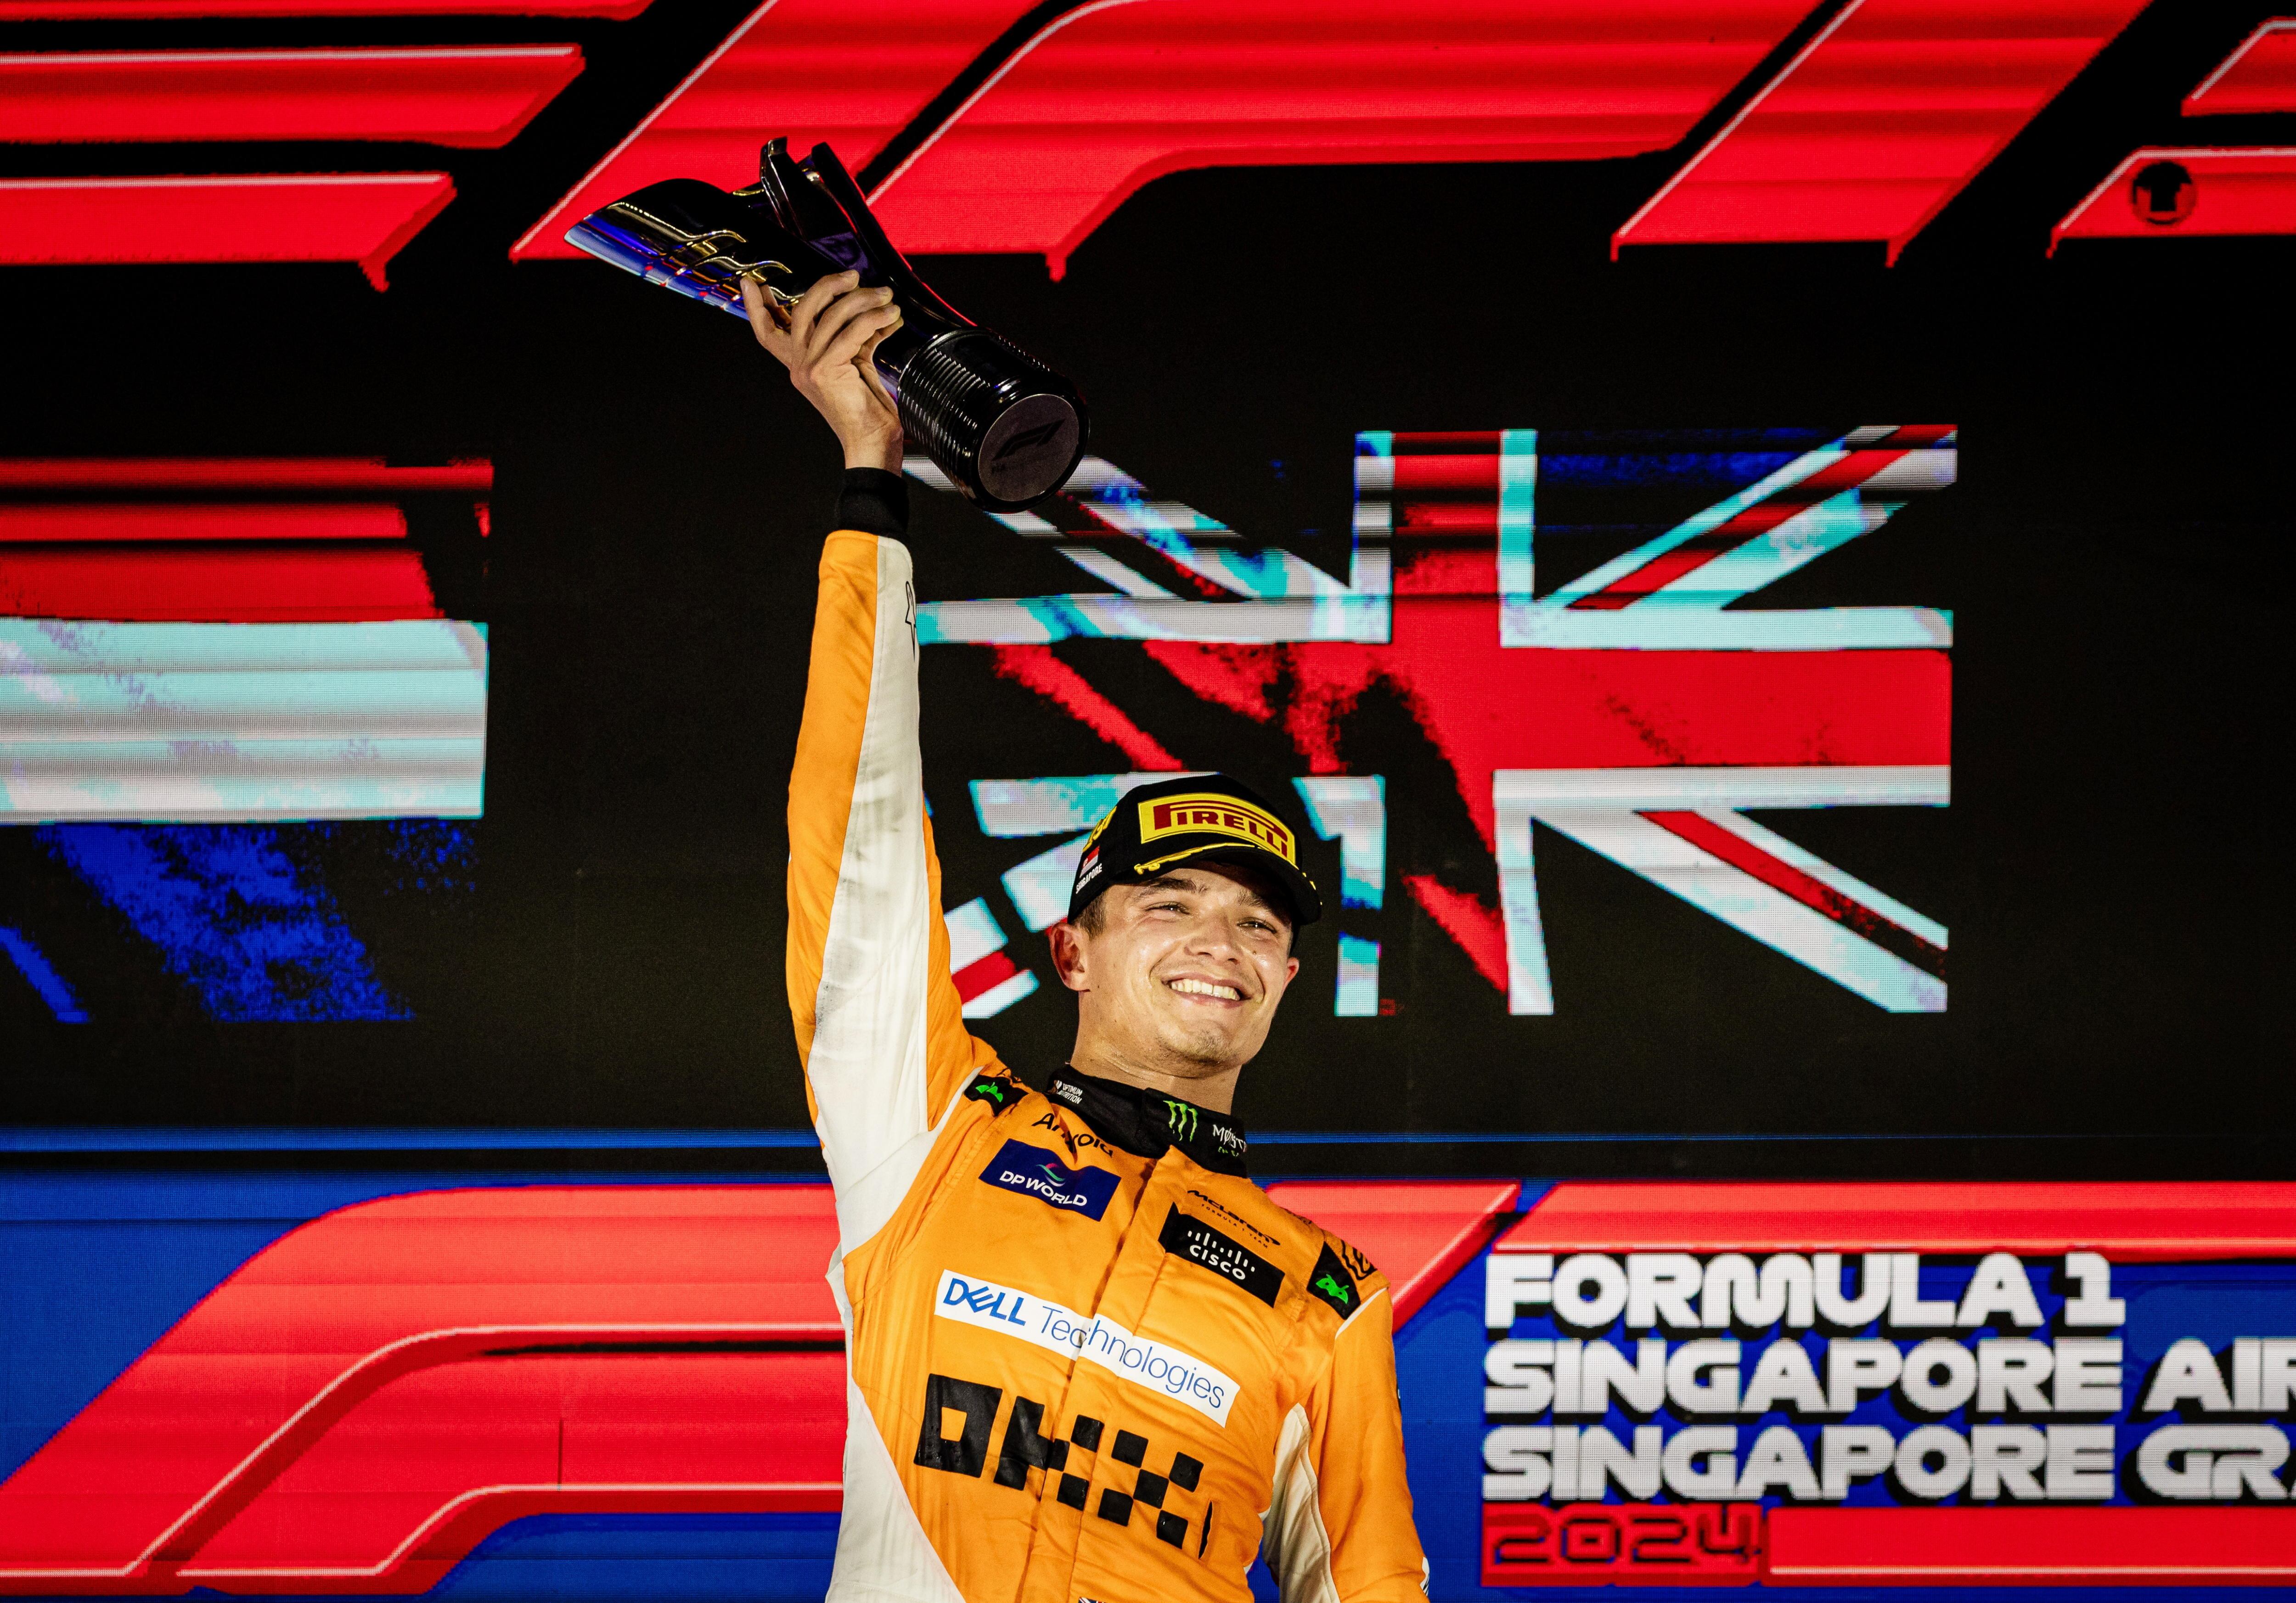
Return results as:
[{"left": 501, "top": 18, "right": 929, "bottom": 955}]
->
[{"left": 567, "top": 138, "right": 1087, "bottom": 511}]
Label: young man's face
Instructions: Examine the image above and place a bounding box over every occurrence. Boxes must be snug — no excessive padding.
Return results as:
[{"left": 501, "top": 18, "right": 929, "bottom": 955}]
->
[{"left": 1053, "top": 864, "right": 1301, "bottom": 1078}]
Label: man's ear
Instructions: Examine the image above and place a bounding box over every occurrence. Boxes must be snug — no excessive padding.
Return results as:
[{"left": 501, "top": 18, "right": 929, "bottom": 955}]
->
[{"left": 1047, "top": 920, "right": 1090, "bottom": 993}]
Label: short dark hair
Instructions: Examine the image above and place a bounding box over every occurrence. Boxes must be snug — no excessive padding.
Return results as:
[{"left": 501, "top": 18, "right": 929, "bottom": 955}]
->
[{"left": 1072, "top": 890, "right": 1110, "bottom": 936}]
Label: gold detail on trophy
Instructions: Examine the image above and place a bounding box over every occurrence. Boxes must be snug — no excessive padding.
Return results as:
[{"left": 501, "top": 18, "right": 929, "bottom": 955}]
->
[{"left": 597, "top": 202, "right": 800, "bottom": 318}]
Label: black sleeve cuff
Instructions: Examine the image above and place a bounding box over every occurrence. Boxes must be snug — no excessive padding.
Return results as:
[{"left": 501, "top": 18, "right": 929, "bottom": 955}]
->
[{"left": 835, "top": 467, "right": 908, "bottom": 539}]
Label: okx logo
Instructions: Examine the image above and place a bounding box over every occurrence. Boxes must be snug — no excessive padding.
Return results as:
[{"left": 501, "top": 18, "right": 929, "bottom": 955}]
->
[
  {"left": 912, "top": 1373, "right": 1210, "bottom": 1554},
  {"left": 979, "top": 1140, "right": 1120, "bottom": 1220}
]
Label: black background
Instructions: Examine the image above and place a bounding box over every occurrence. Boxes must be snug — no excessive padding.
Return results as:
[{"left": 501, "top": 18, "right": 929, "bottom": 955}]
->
[{"left": 1, "top": 0, "right": 2289, "bottom": 1176}]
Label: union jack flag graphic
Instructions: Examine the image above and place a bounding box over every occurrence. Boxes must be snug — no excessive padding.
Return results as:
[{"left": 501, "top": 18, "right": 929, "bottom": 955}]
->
[{"left": 914, "top": 426, "right": 1952, "bottom": 1015}]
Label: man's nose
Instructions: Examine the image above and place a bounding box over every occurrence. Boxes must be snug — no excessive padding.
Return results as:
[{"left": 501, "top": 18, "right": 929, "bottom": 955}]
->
[{"left": 1182, "top": 916, "right": 1245, "bottom": 961}]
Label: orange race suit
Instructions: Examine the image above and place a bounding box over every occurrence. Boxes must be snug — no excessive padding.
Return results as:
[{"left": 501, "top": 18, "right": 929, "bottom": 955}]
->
[{"left": 786, "top": 477, "right": 1429, "bottom": 1603}]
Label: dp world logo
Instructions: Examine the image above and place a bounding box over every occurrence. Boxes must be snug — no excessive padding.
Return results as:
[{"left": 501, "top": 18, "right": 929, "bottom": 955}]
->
[{"left": 978, "top": 1140, "right": 1119, "bottom": 1220}]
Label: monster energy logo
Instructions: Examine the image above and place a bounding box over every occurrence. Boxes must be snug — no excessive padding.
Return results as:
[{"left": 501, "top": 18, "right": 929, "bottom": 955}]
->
[
  {"left": 1314, "top": 1272, "right": 1353, "bottom": 1306},
  {"left": 1164, "top": 1100, "right": 1199, "bottom": 1140}
]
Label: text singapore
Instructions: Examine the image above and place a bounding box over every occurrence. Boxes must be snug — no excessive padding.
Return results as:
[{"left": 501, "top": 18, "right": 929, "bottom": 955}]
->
[{"left": 1481, "top": 1250, "right": 2296, "bottom": 1505}]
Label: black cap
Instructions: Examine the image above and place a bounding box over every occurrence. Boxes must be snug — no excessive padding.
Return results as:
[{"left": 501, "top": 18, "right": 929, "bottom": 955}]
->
[{"left": 1067, "top": 774, "right": 1322, "bottom": 927}]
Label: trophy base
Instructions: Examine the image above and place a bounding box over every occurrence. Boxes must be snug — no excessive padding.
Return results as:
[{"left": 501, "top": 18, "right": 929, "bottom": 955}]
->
[{"left": 896, "top": 331, "right": 1085, "bottom": 512}]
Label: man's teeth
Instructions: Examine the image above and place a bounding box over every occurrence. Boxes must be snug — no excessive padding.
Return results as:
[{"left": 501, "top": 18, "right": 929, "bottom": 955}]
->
[{"left": 1169, "top": 978, "right": 1241, "bottom": 1001}]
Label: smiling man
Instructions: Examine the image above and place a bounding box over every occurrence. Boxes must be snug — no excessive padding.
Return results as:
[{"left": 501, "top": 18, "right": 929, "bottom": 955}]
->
[{"left": 753, "top": 270, "right": 1427, "bottom": 1603}]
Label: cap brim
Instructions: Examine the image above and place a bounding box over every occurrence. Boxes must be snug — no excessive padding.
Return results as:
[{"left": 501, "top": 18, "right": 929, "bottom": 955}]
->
[{"left": 1144, "top": 841, "right": 1323, "bottom": 927}]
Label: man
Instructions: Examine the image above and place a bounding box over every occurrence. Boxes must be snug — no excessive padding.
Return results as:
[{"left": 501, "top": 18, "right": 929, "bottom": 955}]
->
[{"left": 747, "top": 269, "right": 1426, "bottom": 1603}]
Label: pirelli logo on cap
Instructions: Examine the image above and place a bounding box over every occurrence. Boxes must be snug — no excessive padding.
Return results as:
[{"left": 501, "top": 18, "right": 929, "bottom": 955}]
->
[{"left": 1137, "top": 794, "right": 1296, "bottom": 865}]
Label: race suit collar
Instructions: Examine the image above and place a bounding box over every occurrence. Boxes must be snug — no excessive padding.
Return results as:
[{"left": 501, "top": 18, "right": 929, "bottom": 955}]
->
[{"left": 1047, "top": 1068, "right": 1249, "bottom": 1176}]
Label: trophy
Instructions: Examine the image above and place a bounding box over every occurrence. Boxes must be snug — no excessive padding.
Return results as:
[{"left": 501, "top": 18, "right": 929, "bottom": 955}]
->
[{"left": 566, "top": 139, "right": 1086, "bottom": 512}]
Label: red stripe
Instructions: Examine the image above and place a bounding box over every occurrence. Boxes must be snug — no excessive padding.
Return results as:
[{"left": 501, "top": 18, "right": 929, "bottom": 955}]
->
[
  {"left": 1768, "top": 1505, "right": 2296, "bottom": 1584},
  {"left": 867, "top": 0, "right": 1814, "bottom": 271},
  {"left": 0, "top": 0, "right": 646, "bottom": 16},
  {"left": 282, "top": 1483, "right": 842, "bottom": 1594},
  {"left": 511, "top": 0, "right": 1025, "bottom": 260},
  {"left": 1388, "top": 455, "right": 1499, "bottom": 494},
  {"left": 0, "top": 504, "right": 406, "bottom": 542},
  {"left": 1496, "top": 1181, "right": 2296, "bottom": 1258},
  {"left": 1395, "top": 547, "right": 1497, "bottom": 598},
  {"left": 0, "top": 1186, "right": 844, "bottom": 1581},
  {"left": 1394, "top": 504, "right": 1498, "bottom": 536},
  {"left": 0, "top": 173, "right": 453, "bottom": 290},
  {"left": 144, "top": 1324, "right": 842, "bottom": 1569},
  {"left": 1614, "top": 0, "right": 2152, "bottom": 262},
  {"left": 1568, "top": 449, "right": 1909, "bottom": 610},
  {"left": 0, "top": 547, "right": 439, "bottom": 620},
  {"left": 1264, "top": 1179, "right": 1518, "bottom": 1326},
  {"left": 1147, "top": 631, "right": 1948, "bottom": 852},
  {"left": 0, "top": 458, "right": 490, "bottom": 492},
  {"left": 989, "top": 645, "right": 1183, "bottom": 770},
  {"left": 0, "top": 46, "right": 581, "bottom": 149},
  {"left": 951, "top": 947, "right": 1022, "bottom": 1005},
  {"left": 1401, "top": 874, "right": 1509, "bottom": 994},
  {"left": 2185, "top": 23, "right": 2296, "bottom": 116},
  {"left": 1643, "top": 808, "right": 1944, "bottom": 980},
  {"left": 2052, "top": 148, "right": 2296, "bottom": 246}
]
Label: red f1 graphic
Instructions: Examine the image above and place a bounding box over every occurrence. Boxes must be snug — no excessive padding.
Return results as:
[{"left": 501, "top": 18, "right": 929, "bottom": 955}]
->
[
  {"left": 12, "top": 3, "right": 2285, "bottom": 279},
  {"left": 516, "top": 0, "right": 2189, "bottom": 273},
  {"left": 0, "top": 1181, "right": 1514, "bottom": 1595}
]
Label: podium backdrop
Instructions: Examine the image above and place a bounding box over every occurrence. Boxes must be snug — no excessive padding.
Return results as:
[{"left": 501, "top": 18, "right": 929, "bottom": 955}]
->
[{"left": 2, "top": 0, "right": 2292, "bottom": 1594}]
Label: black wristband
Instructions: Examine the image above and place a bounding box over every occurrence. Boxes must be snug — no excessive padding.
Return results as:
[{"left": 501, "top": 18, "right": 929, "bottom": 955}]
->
[{"left": 835, "top": 467, "right": 909, "bottom": 538}]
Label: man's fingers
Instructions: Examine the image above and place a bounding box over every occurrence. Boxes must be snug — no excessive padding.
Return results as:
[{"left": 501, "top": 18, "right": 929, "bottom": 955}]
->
[
  {"left": 804, "top": 284, "right": 894, "bottom": 361},
  {"left": 740, "top": 279, "right": 790, "bottom": 358},
  {"left": 816, "top": 303, "right": 901, "bottom": 375},
  {"left": 857, "top": 337, "right": 900, "bottom": 421},
  {"left": 787, "top": 270, "right": 861, "bottom": 348}
]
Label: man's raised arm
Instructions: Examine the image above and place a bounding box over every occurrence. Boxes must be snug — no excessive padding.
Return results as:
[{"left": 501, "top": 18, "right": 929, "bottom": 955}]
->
[{"left": 764, "top": 272, "right": 994, "bottom": 1247}]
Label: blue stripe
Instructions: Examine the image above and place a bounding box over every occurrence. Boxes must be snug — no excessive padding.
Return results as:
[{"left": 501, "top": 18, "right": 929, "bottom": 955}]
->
[{"left": 0, "top": 926, "right": 89, "bottom": 1022}]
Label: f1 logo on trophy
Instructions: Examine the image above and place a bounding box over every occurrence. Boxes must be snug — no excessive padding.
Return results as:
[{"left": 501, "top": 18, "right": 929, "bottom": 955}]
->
[{"left": 566, "top": 138, "right": 1087, "bottom": 512}]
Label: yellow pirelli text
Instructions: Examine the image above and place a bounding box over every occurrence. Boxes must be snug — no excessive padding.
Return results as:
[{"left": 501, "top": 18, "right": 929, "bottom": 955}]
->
[{"left": 1137, "top": 794, "right": 1296, "bottom": 863}]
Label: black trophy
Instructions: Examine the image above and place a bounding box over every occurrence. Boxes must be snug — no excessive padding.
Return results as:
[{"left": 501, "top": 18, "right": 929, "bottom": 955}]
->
[{"left": 566, "top": 139, "right": 1086, "bottom": 512}]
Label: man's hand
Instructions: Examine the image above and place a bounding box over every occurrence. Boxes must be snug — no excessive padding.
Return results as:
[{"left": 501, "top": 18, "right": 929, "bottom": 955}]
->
[{"left": 743, "top": 270, "right": 904, "bottom": 472}]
